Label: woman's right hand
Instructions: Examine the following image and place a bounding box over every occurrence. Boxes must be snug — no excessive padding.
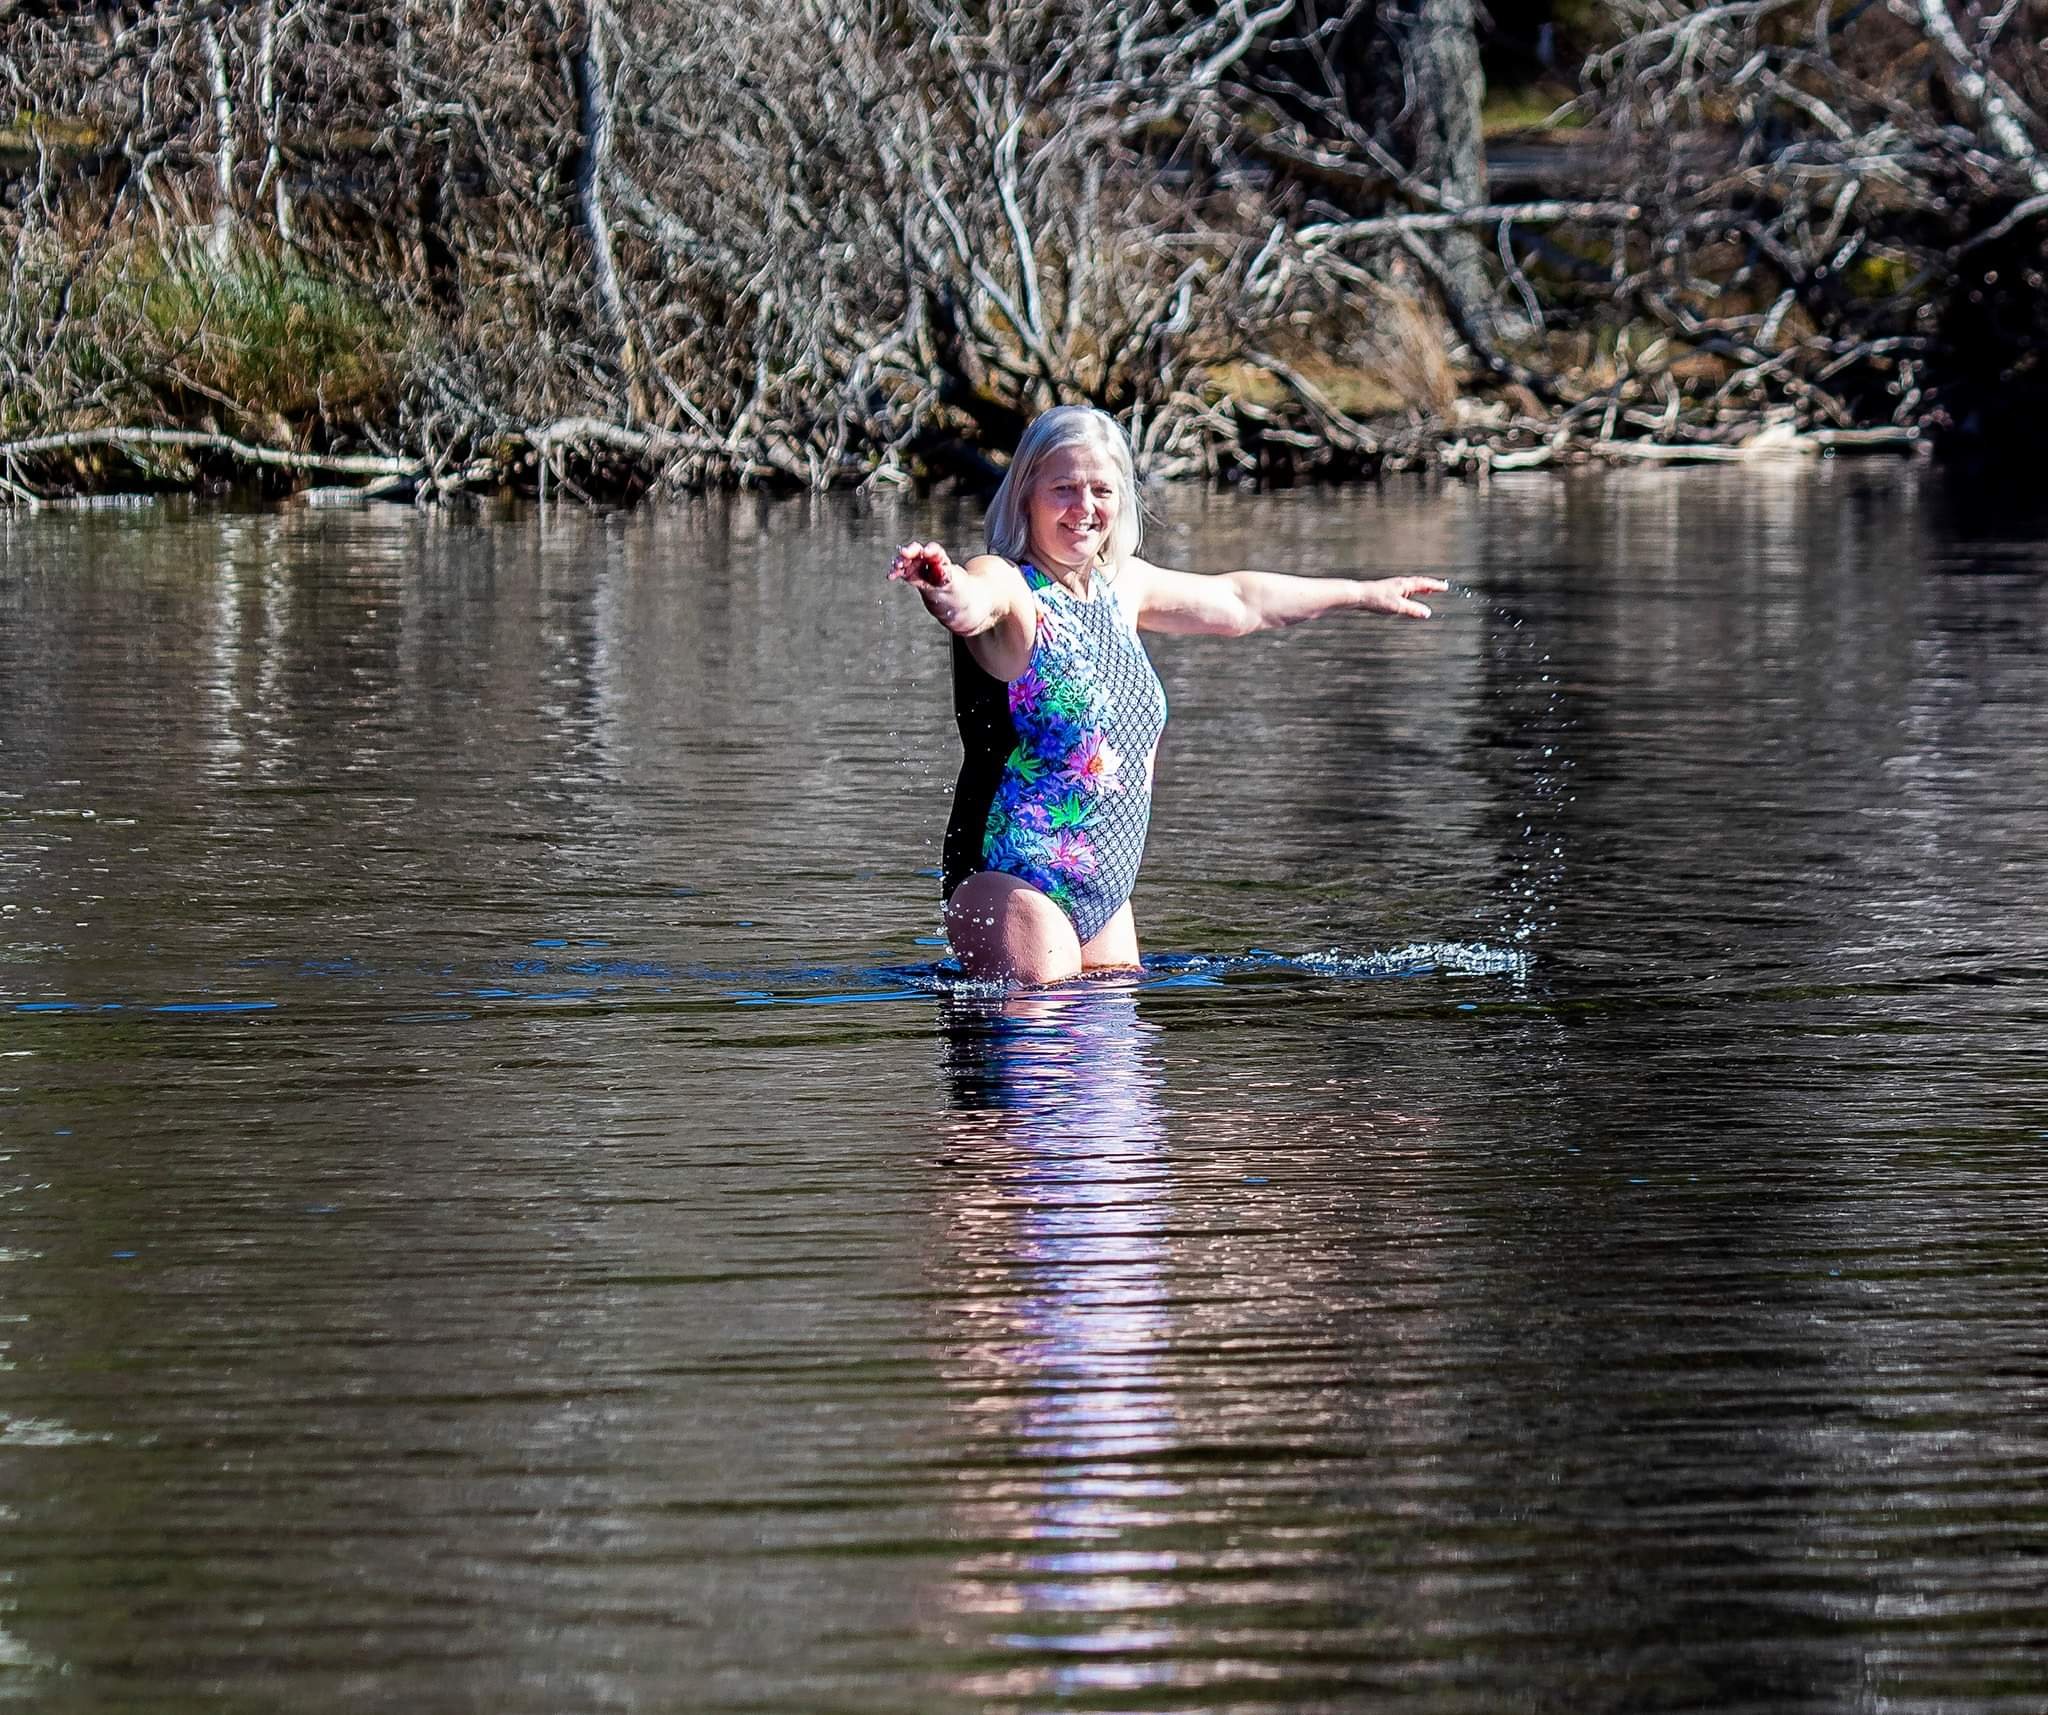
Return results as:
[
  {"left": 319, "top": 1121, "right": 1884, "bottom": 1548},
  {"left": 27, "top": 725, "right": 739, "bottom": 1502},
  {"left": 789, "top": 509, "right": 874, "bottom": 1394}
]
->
[
  {"left": 889, "top": 544, "right": 1033, "bottom": 673},
  {"left": 889, "top": 541, "right": 959, "bottom": 592},
  {"left": 889, "top": 540, "right": 984, "bottom": 636}
]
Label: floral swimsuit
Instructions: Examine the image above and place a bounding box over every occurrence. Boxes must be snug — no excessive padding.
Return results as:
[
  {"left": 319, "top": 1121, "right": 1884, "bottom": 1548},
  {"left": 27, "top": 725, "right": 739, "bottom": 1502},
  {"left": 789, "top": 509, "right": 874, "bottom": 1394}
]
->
[{"left": 943, "top": 563, "right": 1169, "bottom": 942}]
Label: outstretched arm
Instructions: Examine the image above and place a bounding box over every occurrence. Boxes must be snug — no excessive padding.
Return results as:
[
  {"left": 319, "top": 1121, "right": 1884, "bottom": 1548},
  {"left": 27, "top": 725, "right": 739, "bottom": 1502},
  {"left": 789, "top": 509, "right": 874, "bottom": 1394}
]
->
[
  {"left": 1126, "top": 558, "right": 1447, "bottom": 637},
  {"left": 887, "top": 541, "right": 1036, "bottom": 681}
]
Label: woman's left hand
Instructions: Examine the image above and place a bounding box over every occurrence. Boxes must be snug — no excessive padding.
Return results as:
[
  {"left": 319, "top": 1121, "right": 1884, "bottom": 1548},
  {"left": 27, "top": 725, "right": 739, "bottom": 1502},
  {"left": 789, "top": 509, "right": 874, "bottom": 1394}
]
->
[{"left": 1357, "top": 576, "right": 1450, "bottom": 619}]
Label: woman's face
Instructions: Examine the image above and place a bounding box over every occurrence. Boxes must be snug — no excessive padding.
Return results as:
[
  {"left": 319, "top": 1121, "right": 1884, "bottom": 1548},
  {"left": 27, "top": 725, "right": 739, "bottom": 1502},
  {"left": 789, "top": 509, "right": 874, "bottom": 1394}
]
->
[{"left": 1026, "top": 443, "right": 1122, "bottom": 575}]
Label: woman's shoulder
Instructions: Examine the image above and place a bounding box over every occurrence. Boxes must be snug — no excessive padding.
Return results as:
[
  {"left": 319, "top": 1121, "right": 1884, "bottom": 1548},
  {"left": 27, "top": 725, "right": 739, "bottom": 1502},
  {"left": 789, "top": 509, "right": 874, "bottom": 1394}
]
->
[{"left": 1107, "top": 554, "right": 1175, "bottom": 620}]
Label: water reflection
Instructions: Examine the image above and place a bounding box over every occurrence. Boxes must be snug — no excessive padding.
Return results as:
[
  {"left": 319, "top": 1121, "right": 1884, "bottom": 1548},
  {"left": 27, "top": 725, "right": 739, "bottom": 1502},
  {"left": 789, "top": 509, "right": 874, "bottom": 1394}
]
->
[
  {"left": 4, "top": 475, "right": 2046, "bottom": 1710},
  {"left": 933, "top": 986, "right": 1186, "bottom": 1700}
]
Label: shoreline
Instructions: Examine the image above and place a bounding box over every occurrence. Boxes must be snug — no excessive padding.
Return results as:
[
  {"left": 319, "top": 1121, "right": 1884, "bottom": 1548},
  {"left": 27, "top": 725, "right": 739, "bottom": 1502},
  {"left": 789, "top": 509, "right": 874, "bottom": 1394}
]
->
[{"left": 0, "top": 406, "right": 1932, "bottom": 514}]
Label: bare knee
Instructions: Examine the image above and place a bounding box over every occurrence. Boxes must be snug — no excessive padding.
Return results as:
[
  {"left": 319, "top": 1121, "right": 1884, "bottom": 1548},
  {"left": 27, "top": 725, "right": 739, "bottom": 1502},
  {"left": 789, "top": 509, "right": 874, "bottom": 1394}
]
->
[{"left": 944, "top": 873, "right": 1082, "bottom": 986}]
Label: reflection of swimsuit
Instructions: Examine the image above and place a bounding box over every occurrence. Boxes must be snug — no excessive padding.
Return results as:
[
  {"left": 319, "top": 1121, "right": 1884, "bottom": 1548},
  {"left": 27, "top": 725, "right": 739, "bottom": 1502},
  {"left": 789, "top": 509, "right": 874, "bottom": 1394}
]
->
[{"left": 943, "top": 563, "right": 1169, "bottom": 942}]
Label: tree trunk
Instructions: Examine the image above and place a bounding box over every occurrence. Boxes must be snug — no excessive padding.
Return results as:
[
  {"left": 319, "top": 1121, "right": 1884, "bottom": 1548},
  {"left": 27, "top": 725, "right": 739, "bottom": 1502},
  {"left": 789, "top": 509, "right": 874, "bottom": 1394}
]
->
[
  {"left": 563, "top": 0, "right": 641, "bottom": 416},
  {"left": 1400, "top": 0, "right": 1494, "bottom": 332},
  {"left": 200, "top": 16, "right": 237, "bottom": 263},
  {"left": 255, "top": 0, "right": 293, "bottom": 245}
]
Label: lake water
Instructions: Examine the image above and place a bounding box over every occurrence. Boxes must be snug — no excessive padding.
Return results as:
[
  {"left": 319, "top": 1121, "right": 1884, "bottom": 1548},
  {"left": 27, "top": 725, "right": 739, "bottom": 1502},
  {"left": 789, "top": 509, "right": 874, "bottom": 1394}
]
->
[{"left": 2, "top": 466, "right": 2045, "bottom": 1712}]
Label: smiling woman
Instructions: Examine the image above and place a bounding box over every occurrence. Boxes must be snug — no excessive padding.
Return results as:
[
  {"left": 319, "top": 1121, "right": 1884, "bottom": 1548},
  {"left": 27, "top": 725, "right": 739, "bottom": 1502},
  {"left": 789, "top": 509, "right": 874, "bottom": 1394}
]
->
[{"left": 889, "top": 406, "right": 1447, "bottom": 986}]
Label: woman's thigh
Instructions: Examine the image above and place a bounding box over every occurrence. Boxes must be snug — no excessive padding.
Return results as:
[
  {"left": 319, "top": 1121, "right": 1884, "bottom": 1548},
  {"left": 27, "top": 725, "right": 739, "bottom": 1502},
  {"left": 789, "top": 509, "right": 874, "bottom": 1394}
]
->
[
  {"left": 944, "top": 872, "right": 1082, "bottom": 986},
  {"left": 1078, "top": 902, "right": 1140, "bottom": 972}
]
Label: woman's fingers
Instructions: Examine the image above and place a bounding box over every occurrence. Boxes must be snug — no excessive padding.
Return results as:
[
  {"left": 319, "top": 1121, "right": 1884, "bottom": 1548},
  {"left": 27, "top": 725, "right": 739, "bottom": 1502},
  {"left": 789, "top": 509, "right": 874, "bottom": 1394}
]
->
[
  {"left": 889, "top": 542, "right": 951, "bottom": 587},
  {"left": 1368, "top": 574, "right": 1448, "bottom": 618}
]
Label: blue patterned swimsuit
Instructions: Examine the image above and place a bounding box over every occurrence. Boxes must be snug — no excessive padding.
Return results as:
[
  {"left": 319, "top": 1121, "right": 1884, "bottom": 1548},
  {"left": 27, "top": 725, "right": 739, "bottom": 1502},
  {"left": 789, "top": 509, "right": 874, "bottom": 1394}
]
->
[{"left": 943, "top": 563, "right": 1169, "bottom": 942}]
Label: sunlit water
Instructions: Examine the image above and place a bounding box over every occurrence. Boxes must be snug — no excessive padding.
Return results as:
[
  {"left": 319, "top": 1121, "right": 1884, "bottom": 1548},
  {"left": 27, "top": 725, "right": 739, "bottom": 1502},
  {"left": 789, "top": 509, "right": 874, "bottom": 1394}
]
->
[{"left": 2, "top": 467, "right": 2045, "bottom": 1712}]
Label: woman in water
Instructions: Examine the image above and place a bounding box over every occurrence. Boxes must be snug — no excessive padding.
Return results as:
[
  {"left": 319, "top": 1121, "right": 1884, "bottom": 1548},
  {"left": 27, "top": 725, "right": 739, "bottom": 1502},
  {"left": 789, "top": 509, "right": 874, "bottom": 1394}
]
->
[{"left": 891, "top": 405, "right": 1445, "bottom": 986}]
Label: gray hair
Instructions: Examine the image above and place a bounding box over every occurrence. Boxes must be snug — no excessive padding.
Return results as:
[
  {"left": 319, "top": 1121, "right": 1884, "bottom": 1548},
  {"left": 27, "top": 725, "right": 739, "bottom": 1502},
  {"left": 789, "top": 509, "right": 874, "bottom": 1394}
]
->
[{"left": 984, "top": 405, "right": 1144, "bottom": 568}]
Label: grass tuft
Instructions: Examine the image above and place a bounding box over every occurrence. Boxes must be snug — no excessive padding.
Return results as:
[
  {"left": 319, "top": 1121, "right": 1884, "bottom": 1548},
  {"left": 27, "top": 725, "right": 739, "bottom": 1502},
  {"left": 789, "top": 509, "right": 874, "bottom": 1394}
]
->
[
  {"left": 135, "top": 249, "right": 398, "bottom": 424},
  {"left": 28, "top": 239, "right": 405, "bottom": 440}
]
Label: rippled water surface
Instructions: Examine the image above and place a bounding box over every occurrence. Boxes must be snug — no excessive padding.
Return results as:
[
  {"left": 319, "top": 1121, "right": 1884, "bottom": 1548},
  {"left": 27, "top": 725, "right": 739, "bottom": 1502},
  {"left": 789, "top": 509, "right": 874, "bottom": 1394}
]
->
[{"left": 3, "top": 468, "right": 2046, "bottom": 1712}]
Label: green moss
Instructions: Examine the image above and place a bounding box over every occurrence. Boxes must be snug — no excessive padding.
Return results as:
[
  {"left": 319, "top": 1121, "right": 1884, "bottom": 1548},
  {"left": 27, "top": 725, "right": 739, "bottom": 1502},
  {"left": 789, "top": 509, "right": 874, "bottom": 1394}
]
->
[
  {"left": 1205, "top": 359, "right": 1410, "bottom": 419},
  {"left": 1481, "top": 84, "right": 1586, "bottom": 136},
  {"left": 1843, "top": 252, "right": 1915, "bottom": 299},
  {"left": 1549, "top": 0, "right": 1617, "bottom": 52},
  {"left": 0, "top": 113, "right": 104, "bottom": 156}
]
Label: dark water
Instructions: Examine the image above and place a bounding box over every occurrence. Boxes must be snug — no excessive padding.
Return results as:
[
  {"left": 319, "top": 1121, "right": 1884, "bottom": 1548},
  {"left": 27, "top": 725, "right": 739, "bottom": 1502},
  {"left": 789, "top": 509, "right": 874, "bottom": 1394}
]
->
[{"left": 2, "top": 467, "right": 2045, "bottom": 1712}]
